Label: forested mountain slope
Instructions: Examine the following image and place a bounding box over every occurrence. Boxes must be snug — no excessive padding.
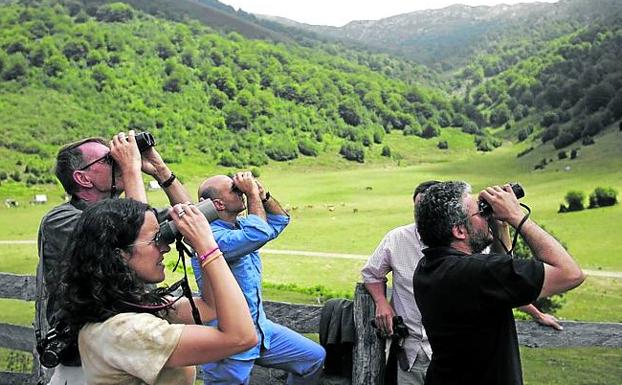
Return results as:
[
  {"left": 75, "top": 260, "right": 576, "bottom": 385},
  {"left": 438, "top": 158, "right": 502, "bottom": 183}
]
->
[
  {"left": 0, "top": 0, "right": 466, "bottom": 185},
  {"left": 261, "top": 0, "right": 622, "bottom": 70}
]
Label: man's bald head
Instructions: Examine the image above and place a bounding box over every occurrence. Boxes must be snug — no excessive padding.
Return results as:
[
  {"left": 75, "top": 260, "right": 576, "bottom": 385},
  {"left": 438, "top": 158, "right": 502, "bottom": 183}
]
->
[{"left": 198, "top": 175, "right": 231, "bottom": 201}]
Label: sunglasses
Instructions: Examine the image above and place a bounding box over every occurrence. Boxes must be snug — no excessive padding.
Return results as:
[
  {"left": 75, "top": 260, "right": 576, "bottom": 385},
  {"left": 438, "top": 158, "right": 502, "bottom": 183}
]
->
[
  {"left": 78, "top": 153, "right": 113, "bottom": 171},
  {"left": 128, "top": 230, "right": 162, "bottom": 248}
]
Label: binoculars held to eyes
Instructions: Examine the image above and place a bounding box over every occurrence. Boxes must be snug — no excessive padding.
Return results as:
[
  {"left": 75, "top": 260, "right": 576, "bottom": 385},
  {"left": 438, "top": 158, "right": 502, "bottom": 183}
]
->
[
  {"left": 158, "top": 199, "right": 219, "bottom": 245},
  {"left": 135, "top": 132, "right": 156, "bottom": 152},
  {"left": 478, "top": 183, "right": 525, "bottom": 216}
]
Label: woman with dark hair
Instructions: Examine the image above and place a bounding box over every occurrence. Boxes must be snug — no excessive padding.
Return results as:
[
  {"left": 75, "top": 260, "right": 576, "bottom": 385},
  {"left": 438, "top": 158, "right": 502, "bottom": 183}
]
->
[{"left": 60, "top": 198, "right": 256, "bottom": 385}]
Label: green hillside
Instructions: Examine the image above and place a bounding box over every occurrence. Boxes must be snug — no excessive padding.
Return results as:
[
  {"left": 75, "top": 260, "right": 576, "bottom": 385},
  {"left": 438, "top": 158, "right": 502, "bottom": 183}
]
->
[
  {"left": 0, "top": 0, "right": 468, "bottom": 186},
  {"left": 457, "top": 18, "right": 622, "bottom": 153}
]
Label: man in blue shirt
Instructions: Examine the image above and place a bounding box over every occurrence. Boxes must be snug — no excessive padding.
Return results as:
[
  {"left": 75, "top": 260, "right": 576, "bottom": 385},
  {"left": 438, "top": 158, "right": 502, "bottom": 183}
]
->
[{"left": 192, "top": 171, "right": 325, "bottom": 384}]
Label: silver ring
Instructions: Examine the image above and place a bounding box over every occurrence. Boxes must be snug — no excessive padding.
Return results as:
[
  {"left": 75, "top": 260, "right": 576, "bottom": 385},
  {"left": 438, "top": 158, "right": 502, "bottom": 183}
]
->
[{"left": 178, "top": 209, "right": 186, "bottom": 218}]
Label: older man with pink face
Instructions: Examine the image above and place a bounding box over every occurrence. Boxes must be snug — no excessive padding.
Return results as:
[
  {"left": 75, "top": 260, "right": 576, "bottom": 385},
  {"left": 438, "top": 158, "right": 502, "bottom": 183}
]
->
[{"left": 35, "top": 131, "right": 191, "bottom": 385}]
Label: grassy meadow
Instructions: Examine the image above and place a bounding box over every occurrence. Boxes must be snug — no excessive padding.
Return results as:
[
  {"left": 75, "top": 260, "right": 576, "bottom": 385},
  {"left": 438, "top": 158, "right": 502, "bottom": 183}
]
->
[{"left": 0, "top": 125, "right": 620, "bottom": 383}]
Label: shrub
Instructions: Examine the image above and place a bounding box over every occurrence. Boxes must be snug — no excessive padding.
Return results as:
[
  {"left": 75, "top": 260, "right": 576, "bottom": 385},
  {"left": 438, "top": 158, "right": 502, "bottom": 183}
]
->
[
  {"left": 588, "top": 187, "right": 618, "bottom": 208},
  {"left": 248, "top": 151, "right": 268, "bottom": 167},
  {"left": 582, "top": 114, "right": 604, "bottom": 137},
  {"left": 2, "top": 53, "right": 28, "bottom": 81},
  {"left": 297, "top": 138, "right": 318, "bottom": 157},
  {"left": 339, "top": 142, "right": 365, "bottom": 163},
  {"left": 570, "top": 148, "right": 580, "bottom": 159},
  {"left": 218, "top": 152, "right": 243, "bottom": 168},
  {"left": 10, "top": 170, "right": 21, "bottom": 182},
  {"left": 557, "top": 151, "right": 567, "bottom": 160},
  {"left": 553, "top": 130, "right": 578, "bottom": 149},
  {"left": 403, "top": 124, "right": 421, "bottom": 136},
  {"left": 381, "top": 146, "right": 391, "bottom": 157},
  {"left": 541, "top": 125, "right": 559, "bottom": 143},
  {"left": 437, "top": 140, "right": 448, "bottom": 149},
  {"left": 516, "top": 147, "right": 533, "bottom": 158},
  {"left": 462, "top": 120, "right": 480, "bottom": 134},
  {"left": 95, "top": 3, "right": 135, "bottom": 22},
  {"left": 421, "top": 124, "right": 440, "bottom": 138},
  {"left": 541, "top": 112, "right": 559, "bottom": 127},
  {"left": 564, "top": 191, "right": 585, "bottom": 211},
  {"left": 581, "top": 136, "right": 595, "bottom": 146},
  {"left": 265, "top": 139, "right": 298, "bottom": 161}
]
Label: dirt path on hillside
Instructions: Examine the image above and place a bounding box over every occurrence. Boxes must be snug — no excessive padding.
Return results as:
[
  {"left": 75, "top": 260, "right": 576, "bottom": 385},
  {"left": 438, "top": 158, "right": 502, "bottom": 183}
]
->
[{"left": 2, "top": 240, "right": 621, "bottom": 279}]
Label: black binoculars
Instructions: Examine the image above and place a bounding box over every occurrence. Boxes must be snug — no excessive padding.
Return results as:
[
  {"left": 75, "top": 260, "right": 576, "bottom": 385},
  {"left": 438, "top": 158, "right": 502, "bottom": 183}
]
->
[{"left": 478, "top": 183, "right": 525, "bottom": 216}]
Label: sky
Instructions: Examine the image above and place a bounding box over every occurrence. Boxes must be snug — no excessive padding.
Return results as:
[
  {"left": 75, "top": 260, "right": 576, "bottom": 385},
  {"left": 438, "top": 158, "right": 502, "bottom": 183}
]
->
[{"left": 218, "top": 0, "right": 558, "bottom": 27}]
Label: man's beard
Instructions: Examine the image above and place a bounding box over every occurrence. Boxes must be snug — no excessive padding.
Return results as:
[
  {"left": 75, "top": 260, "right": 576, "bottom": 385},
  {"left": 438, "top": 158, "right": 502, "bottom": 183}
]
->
[{"left": 466, "top": 221, "right": 493, "bottom": 253}]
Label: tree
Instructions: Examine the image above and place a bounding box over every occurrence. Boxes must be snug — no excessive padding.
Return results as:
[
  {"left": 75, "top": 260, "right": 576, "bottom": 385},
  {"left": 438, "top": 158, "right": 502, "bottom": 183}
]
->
[
  {"left": 584, "top": 83, "right": 615, "bottom": 113},
  {"left": 582, "top": 114, "right": 604, "bottom": 137},
  {"left": 489, "top": 105, "right": 511, "bottom": 127},
  {"left": 266, "top": 138, "right": 298, "bottom": 161},
  {"left": 541, "top": 125, "right": 559, "bottom": 143},
  {"left": 62, "top": 39, "right": 89, "bottom": 61},
  {"left": 45, "top": 54, "right": 68, "bottom": 77},
  {"left": 588, "top": 187, "right": 618, "bottom": 208},
  {"left": 541, "top": 112, "right": 559, "bottom": 127},
  {"left": 297, "top": 138, "right": 318, "bottom": 157},
  {"left": 224, "top": 103, "right": 250, "bottom": 132},
  {"left": 95, "top": 3, "right": 135, "bottom": 22},
  {"left": 564, "top": 191, "right": 585, "bottom": 211},
  {"left": 339, "top": 142, "right": 365, "bottom": 163},
  {"left": 381, "top": 146, "right": 391, "bottom": 157},
  {"left": 462, "top": 121, "right": 480, "bottom": 135},
  {"left": 421, "top": 123, "right": 440, "bottom": 138},
  {"left": 1, "top": 53, "right": 28, "bottom": 80},
  {"left": 338, "top": 98, "right": 363, "bottom": 126}
]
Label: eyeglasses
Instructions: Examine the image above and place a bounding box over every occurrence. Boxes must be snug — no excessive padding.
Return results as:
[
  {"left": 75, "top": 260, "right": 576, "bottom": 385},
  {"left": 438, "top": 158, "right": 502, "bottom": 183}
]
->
[
  {"left": 128, "top": 231, "right": 162, "bottom": 248},
  {"left": 78, "top": 153, "right": 113, "bottom": 171}
]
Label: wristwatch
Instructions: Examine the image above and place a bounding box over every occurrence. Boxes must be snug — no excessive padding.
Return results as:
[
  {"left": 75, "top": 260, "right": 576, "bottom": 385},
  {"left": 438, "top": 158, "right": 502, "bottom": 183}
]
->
[{"left": 261, "top": 191, "right": 271, "bottom": 204}]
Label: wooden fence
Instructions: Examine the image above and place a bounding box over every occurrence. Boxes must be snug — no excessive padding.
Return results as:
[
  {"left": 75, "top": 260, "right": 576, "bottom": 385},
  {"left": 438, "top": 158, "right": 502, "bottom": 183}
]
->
[{"left": 2, "top": 273, "right": 622, "bottom": 385}]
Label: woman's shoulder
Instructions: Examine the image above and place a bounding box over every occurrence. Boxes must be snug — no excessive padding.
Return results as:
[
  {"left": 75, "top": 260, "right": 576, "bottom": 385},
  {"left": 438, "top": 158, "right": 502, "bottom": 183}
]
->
[{"left": 80, "top": 312, "right": 181, "bottom": 344}]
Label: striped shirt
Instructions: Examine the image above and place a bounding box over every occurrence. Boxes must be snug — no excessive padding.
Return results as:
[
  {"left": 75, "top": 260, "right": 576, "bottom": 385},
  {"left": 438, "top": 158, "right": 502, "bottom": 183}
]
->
[{"left": 361, "top": 223, "right": 432, "bottom": 369}]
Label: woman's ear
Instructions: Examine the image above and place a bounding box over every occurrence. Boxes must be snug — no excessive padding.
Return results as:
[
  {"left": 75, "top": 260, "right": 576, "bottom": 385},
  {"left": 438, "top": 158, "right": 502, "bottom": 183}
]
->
[{"left": 115, "top": 248, "right": 131, "bottom": 261}]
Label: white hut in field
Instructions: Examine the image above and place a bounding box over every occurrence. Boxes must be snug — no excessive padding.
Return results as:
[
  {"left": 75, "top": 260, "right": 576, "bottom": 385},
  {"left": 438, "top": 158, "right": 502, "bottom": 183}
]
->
[
  {"left": 147, "top": 180, "right": 161, "bottom": 191},
  {"left": 33, "top": 194, "right": 48, "bottom": 204}
]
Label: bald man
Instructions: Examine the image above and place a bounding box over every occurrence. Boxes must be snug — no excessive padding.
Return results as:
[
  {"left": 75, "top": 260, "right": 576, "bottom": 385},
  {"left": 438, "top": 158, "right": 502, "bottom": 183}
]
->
[{"left": 191, "top": 171, "right": 325, "bottom": 385}]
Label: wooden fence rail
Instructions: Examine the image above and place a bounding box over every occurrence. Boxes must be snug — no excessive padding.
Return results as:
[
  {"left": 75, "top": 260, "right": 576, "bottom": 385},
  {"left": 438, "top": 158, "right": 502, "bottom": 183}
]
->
[{"left": 2, "top": 273, "right": 622, "bottom": 385}]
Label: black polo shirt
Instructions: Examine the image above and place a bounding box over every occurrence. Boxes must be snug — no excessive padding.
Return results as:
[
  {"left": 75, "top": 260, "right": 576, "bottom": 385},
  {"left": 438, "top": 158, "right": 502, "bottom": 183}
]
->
[{"left": 413, "top": 247, "right": 544, "bottom": 385}]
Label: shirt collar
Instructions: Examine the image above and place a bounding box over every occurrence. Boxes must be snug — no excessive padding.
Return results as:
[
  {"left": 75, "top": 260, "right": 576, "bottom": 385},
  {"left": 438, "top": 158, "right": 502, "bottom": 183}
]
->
[{"left": 422, "top": 246, "right": 468, "bottom": 259}]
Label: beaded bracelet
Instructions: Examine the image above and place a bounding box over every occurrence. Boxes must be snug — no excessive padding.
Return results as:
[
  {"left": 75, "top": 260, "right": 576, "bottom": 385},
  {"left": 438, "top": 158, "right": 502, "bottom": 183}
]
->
[
  {"left": 200, "top": 251, "right": 223, "bottom": 269},
  {"left": 198, "top": 247, "right": 220, "bottom": 263}
]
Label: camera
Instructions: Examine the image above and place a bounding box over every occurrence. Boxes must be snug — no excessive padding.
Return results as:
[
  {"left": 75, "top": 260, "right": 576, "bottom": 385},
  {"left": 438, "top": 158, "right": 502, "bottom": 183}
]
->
[
  {"left": 370, "top": 315, "right": 409, "bottom": 340},
  {"left": 157, "top": 199, "right": 220, "bottom": 245},
  {"left": 36, "top": 321, "right": 79, "bottom": 368},
  {"left": 478, "top": 182, "right": 525, "bottom": 216},
  {"left": 135, "top": 131, "right": 156, "bottom": 152}
]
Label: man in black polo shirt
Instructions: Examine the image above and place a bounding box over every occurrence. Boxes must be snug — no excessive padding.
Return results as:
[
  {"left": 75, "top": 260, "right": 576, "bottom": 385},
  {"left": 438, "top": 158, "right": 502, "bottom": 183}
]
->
[{"left": 413, "top": 181, "right": 585, "bottom": 385}]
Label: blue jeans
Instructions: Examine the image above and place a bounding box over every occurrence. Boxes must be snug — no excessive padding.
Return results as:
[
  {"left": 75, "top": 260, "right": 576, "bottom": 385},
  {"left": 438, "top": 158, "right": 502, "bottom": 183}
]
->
[{"left": 199, "top": 323, "right": 326, "bottom": 385}]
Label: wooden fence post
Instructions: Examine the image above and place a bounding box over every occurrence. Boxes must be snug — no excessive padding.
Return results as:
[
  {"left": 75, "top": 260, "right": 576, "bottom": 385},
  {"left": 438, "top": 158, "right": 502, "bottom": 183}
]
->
[{"left": 352, "top": 283, "right": 385, "bottom": 385}]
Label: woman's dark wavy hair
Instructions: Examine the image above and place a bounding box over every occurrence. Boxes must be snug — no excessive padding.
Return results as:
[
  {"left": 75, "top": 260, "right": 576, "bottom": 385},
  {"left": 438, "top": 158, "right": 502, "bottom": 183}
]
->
[
  {"left": 59, "top": 198, "right": 169, "bottom": 330},
  {"left": 416, "top": 181, "right": 470, "bottom": 248}
]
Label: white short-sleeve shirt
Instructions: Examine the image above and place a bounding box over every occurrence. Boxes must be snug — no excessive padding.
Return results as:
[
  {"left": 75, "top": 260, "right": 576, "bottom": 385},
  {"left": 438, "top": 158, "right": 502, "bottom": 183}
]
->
[{"left": 79, "top": 312, "right": 194, "bottom": 385}]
